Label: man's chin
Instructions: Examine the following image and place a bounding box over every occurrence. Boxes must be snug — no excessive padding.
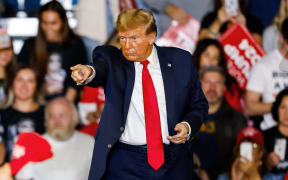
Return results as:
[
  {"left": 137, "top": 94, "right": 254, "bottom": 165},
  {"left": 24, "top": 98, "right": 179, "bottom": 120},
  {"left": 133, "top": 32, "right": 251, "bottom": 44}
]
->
[
  {"left": 48, "top": 129, "right": 74, "bottom": 141},
  {"left": 123, "top": 55, "right": 140, "bottom": 62}
]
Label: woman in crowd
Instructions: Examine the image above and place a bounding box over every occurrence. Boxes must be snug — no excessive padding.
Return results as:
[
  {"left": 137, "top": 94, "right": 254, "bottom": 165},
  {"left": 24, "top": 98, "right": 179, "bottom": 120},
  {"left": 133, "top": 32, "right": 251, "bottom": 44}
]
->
[
  {"left": 0, "top": 32, "right": 16, "bottom": 109},
  {"left": 0, "top": 64, "right": 45, "bottom": 162},
  {"left": 263, "top": 0, "right": 288, "bottom": 52},
  {"left": 199, "top": 0, "right": 263, "bottom": 46},
  {"left": 218, "top": 127, "right": 265, "bottom": 180},
  {"left": 262, "top": 88, "right": 288, "bottom": 179},
  {"left": 18, "top": 1, "right": 87, "bottom": 102},
  {"left": 193, "top": 38, "right": 243, "bottom": 111}
]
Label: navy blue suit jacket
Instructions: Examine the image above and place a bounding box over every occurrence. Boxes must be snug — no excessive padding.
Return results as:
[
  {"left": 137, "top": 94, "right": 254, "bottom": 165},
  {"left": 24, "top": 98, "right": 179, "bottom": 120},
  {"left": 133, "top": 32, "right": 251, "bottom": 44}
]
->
[{"left": 87, "top": 45, "right": 208, "bottom": 180}]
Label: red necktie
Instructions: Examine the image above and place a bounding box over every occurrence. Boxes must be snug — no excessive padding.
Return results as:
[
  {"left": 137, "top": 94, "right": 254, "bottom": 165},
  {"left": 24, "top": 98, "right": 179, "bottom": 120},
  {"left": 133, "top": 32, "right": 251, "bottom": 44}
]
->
[{"left": 141, "top": 60, "right": 164, "bottom": 171}]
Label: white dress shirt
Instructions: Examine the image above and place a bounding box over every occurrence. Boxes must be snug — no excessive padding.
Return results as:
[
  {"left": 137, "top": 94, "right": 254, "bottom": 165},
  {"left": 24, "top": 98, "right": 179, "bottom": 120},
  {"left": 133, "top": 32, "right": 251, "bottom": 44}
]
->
[
  {"left": 119, "top": 46, "right": 170, "bottom": 145},
  {"left": 85, "top": 46, "right": 191, "bottom": 145}
]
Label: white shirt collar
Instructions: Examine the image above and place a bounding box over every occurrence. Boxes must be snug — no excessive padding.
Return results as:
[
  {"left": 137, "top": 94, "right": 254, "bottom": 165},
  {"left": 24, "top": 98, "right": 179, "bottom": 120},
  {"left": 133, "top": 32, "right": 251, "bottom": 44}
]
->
[{"left": 135, "top": 46, "right": 159, "bottom": 67}]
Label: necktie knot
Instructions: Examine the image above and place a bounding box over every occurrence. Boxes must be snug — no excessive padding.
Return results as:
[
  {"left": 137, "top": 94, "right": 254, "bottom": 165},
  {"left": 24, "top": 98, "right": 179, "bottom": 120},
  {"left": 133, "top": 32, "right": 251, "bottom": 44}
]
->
[{"left": 141, "top": 60, "right": 149, "bottom": 68}]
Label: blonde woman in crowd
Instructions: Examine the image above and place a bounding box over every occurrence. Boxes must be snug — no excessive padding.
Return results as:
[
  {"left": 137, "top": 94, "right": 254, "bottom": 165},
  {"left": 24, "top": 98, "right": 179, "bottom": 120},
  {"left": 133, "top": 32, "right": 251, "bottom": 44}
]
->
[{"left": 263, "top": 0, "right": 288, "bottom": 52}]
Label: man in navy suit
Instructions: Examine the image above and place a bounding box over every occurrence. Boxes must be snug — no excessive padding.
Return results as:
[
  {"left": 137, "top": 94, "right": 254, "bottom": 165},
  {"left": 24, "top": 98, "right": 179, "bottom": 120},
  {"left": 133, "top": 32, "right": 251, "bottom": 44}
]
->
[{"left": 71, "top": 9, "right": 208, "bottom": 180}]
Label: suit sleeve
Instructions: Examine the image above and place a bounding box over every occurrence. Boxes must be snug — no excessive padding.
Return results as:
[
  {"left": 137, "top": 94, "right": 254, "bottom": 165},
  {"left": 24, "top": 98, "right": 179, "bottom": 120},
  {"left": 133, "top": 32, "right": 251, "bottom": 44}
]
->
[
  {"left": 182, "top": 59, "right": 208, "bottom": 141},
  {"left": 86, "top": 46, "right": 110, "bottom": 88}
]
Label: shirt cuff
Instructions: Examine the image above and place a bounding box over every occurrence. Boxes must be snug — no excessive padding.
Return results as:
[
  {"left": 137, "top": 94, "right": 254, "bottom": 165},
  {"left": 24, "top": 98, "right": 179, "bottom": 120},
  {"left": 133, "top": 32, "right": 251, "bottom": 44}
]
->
[
  {"left": 181, "top": 121, "right": 191, "bottom": 141},
  {"left": 84, "top": 65, "right": 96, "bottom": 85}
]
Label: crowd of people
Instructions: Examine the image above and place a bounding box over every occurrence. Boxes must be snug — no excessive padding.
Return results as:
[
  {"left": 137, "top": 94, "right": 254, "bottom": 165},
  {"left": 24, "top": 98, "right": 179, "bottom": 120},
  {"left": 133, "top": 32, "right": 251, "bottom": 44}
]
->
[{"left": 0, "top": 0, "right": 288, "bottom": 179}]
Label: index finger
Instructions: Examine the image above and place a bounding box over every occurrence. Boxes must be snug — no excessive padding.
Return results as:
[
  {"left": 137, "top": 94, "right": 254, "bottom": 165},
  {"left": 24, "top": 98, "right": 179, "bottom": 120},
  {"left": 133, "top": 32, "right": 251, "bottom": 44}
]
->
[
  {"left": 70, "top": 64, "right": 81, "bottom": 70},
  {"left": 168, "top": 132, "right": 188, "bottom": 139}
]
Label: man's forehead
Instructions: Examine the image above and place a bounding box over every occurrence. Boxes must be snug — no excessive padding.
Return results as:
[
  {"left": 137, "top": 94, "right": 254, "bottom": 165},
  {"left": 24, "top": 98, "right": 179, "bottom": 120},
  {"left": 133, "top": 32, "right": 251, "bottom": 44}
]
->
[
  {"left": 118, "top": 26, "right": 146, "bottom": 37},
  {"left": 203, "top": 72, "right": 224, "bottom": 81}
]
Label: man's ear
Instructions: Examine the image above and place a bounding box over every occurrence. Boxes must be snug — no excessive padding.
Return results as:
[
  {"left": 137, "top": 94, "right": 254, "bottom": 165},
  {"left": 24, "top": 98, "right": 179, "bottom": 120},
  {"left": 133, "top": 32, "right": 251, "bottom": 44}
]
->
[{"left": 148, "top": 32, "right": 156, "bottom": 45}]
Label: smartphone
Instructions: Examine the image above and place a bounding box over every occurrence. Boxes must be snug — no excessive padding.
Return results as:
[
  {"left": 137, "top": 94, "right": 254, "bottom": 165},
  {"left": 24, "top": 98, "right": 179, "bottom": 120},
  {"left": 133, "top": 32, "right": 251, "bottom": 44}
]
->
[
  {"left": 225, "top": 0, "right": 238, "bottom": 17},
  {"left": 274, "top": 138, "right": 287, "bottom": 161},
  {"left": 240, "top": 142, "right": 253, "bottom": 161}
]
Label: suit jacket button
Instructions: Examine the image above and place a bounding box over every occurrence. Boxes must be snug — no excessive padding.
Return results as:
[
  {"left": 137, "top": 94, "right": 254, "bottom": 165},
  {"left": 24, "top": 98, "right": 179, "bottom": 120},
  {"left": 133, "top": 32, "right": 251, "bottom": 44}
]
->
[
  {"left": 120, "top": 127, "right": 124, "bottom": 131},
  {"left": 107, "top": 144, "right": 112, "bottom": 148}
]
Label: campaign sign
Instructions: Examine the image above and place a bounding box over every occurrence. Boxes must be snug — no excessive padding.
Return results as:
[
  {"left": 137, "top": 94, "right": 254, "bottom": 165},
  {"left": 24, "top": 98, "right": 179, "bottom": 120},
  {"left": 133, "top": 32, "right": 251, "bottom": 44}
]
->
[
  {"left": 219, "top": 24, "right": 266, "bottom": 90},
  {"left": 156, "top": 16, "right": 200, "bottom": 54}
]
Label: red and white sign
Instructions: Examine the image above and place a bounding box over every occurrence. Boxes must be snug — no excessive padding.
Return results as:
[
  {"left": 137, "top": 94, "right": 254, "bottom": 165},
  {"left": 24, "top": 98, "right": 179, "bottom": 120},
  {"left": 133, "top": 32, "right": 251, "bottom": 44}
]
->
[
  {"left": 219, "top": 24, "right": 266, "bottom": 90},
  {"left": 156, "top": 16, "right": 200, "bottom": 54}
]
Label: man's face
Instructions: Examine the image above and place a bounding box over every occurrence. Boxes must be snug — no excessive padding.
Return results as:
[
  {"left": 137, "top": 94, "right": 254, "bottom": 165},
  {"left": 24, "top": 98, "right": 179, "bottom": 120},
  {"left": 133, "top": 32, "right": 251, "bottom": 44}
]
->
[
  {"left": 46, "top": 102, "right": 75, "bottom": 141},
  {"left": 201, "top": 72, "right": 225, "bottom": 105},
  {"left": 118, "top": 26, "right": 156, "bottom": 62}
]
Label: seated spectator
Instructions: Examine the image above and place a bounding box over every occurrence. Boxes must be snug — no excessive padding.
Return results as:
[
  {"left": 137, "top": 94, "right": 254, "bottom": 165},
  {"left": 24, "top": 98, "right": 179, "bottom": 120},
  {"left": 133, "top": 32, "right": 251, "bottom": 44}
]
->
[
  {"left": 15, "top": 97, "right": 94, "bottom": 180},
  {"left": 18, "top": 1, "right": 88, "bottom": 102},
  {"left": 263, "top": 0, "right": 288, "bottom": 52},
  {"left": 263, "top": 88, "right": 288, "bottom": 177},
  {"left": 0, "top": 31, "right": 16, "bottom": 109},
  {"left": 218, "top": 127, "right": 265, "bottom": 180},
  {"left": 193, "top": 38, "right": 243, "bottom": 111},
  {"left": 199, "top": 0, "right": 247, "bottom": 39},
  {"left": 199, "top": 0, "right": 264, "bottom": 46},
  {"left": 0, "top": 64, "right": 45, "bottom": 162},
  {"left": 245, "top": 18, "right": 288, "bottom": 130},
  {"left": 194, "top": 66, "right": 247, "bottom": 180}
]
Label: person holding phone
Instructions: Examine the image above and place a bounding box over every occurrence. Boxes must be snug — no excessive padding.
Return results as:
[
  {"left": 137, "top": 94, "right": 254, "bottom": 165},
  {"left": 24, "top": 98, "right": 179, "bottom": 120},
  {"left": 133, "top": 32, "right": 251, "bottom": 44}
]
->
[
  {"left": 263, "top": 88, "right": 288, "bottom": 177},
  {"left": 199, "top": 0, "right": 246, "bottom": 39},
  {"left": 199, "top": 0, "right": 264, "bottom": 46},
  {"left": 218, "top": 127, "right": 265, "bottom": 180}
]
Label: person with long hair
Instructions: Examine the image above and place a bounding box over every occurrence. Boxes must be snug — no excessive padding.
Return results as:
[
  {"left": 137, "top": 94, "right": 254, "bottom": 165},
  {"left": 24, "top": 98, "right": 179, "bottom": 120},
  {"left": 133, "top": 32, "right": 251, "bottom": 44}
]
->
[
  {"left": 0, "top": 32, "right": 17, "bottom": 109},
  {"left": 18, "top": 1, "right": 88, "bottom": 102},
  {"left": 193, "top": 38, "right": 243, "bottom": 112},
  {"left": 262, "top": 88, "right": 288, "bottom": 179},
  {"left": 199, "top": 0, "right": 263, "bottom": 46},
  {"left": 0, "top": 64, "right": 45, "bottom": 162},
  {"left": 263, "top": 0, "right": 288, "bottom": 52}
]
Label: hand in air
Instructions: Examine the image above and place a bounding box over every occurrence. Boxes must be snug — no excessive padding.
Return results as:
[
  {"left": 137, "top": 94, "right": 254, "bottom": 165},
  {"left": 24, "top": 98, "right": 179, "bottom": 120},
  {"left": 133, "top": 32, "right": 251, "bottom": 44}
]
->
[{"left": 70, "top": 64, "right": 93, "bottom": 85}]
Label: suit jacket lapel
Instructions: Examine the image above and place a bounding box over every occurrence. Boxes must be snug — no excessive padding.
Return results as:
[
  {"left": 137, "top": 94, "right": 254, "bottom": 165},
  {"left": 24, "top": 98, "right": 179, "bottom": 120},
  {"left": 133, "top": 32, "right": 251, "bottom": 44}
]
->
[
  {"left": 122, "top": 54, "right": 135, "bottom": 124},
  {"left": 155, "top": 45, "right": 175, "bottom": 133}
]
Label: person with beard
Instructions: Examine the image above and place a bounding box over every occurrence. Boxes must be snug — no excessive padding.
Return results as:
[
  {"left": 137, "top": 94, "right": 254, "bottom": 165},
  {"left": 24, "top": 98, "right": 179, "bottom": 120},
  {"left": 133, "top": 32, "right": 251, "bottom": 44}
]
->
[
  {"left": 15, "top": 97, "right": 94, "bottom": 180},
  {"left": 194, "top": 66, "right": 247, "bottom": 180}
]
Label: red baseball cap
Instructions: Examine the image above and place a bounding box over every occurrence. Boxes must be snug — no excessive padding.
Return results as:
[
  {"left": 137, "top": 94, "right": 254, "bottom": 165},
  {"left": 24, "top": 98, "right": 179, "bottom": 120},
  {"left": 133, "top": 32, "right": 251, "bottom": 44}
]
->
[
  {"left": 9, "top": 132, "right": 53, "bottom": 175},
  {"left": 236, "top": 127, "right": 264, "bottom": 146}
]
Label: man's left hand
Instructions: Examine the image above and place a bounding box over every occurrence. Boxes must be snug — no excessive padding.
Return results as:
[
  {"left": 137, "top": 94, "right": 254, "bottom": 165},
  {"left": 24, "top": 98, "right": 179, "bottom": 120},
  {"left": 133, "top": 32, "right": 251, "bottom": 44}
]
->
[{"left": 167, "top": 123, "right": 189, "bottom": 144}]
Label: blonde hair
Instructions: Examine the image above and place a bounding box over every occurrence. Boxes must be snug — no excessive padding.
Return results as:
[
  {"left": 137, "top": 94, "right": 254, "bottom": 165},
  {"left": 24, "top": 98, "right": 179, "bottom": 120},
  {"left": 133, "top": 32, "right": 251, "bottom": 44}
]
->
[
  {"left": 273, "top": 0, "right": 288, "bottom": 31},
  {"left": 116, "top": 8, "right": 157, "bottom": 35}
]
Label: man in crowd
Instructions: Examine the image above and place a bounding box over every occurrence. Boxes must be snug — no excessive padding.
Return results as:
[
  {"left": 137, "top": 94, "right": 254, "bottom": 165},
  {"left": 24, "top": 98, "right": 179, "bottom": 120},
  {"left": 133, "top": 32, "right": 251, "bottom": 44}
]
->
[
  {"left": 15, "top": 97, "right": 94, "bottom": 180},
  {"left": 71, "top": 8, "right": 208, "bottom": 180},
  {"left": 245, "top": 17, "right": 288, "bottom": 130},
  {"left": 194, "top": 66, "right": 247, "bottom": 179}
]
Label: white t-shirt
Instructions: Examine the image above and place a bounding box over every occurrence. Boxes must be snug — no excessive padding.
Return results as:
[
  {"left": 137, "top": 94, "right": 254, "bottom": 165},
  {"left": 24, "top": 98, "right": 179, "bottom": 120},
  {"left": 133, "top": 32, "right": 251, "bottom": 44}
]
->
[
  {"left": 16, "top": 131, "right": 94, "bottom": 180},
  {"left": 247, "top": 49, "right": 288, "bottom": 130}
]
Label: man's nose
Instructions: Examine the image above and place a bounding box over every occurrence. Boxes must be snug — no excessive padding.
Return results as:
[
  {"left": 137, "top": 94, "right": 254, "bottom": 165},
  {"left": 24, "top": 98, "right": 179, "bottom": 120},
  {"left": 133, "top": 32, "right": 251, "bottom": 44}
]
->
[
  {"left": 124, "top": 39, "right": 132, "bottom": 49},
  {"left": 208, "top": 82, "right": 217, "bottom": 89}
]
